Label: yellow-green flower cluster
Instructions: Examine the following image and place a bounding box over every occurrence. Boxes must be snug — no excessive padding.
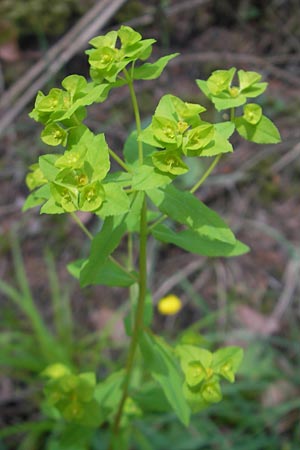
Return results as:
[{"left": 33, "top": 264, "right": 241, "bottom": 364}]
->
[
  {"left": 42, "top": 364, "right": 101, "bottom": 427},
  {"left": 197, "top": 67, "right": 268, "bottom": 111},
  {"left": 87, "top": 25, "right": 155, "bottom": 84},
  {"left": 25, "top": 129, "right": 110, "bottom": 214},
  {"left": 176, "top": 345, "right": 243, "bottom": 412},
  {"left": 139, "top": 94, "right": 225, "bottom": 176}
]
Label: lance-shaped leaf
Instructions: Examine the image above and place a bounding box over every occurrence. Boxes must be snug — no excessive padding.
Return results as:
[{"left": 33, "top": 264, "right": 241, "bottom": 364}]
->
[
  {"left": 147, "top": 185, "right": 236, "bottom": 245},
  {"left": 68, "top": 258, "right": 136, "bottom": 287},
  {"left": 80, "top": 215, "right": 127, "bottom": 287},
  {"left": 139, "top": 330, "right": 191, "bottom": 426},
  {"left": 133, "top": 53, "right": 179, "bottom": 80},
  {"left": 151, "top": 224, "right": 249, "bottom": 257}
]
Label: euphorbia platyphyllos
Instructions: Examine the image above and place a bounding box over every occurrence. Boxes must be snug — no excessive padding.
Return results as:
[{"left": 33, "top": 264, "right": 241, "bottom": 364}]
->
[{"left": 24, "top": 25, "right": 281, "bottom": 449}]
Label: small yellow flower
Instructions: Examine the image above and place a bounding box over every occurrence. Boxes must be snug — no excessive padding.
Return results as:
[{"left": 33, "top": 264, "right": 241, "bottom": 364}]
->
[{"left": 157, "top": 294, "right": 182, "bottom": 315}]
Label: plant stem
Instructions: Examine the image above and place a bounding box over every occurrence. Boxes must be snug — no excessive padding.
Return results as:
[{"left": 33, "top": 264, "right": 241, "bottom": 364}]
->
[
  {"left": 109, "top": 70, "right": 148, "bottom": 447},
  {"left": 109, "top": 195, "right": 148, "bottom": 447},
  {"left": 230, "top": 107, "right": 235, "bottom": 122},
  {"left": 108, "top": 148, "right": 131, "bottom": 172},
  {"left": 70, "top": 211, "right": 93, "bottom": 240},
  {"left": 190, "top": 154, "right": 221, "bottom": 194},
  {"left": 123, "top": 68, "right": 143, "bottom": 165}
]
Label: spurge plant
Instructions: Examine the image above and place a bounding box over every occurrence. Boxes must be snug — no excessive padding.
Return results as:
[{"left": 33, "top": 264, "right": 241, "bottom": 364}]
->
[{"left": 24, "top": 25, "right": 281, "bottom": 449}]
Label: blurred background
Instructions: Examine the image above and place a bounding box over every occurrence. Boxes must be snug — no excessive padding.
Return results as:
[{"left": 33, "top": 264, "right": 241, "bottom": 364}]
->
[{"left": 0, "top": 0, "right": 300, "bottom": 449}]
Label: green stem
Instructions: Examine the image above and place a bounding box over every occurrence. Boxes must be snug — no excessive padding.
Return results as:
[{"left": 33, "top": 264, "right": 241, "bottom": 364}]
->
[
  {"left": 230, "top": 107, "right": 235, "bottom": 122},
  {"left": 70, "top": 211, "right": 93, "bottom": 240},
  {"left": 123, "top": 68, "right": 143, "bottom": 165},
  {"left": 70, "top": 212, "right": 137, "bottom": 282},
  {"left": 109, "top": 195, "right": 148, "bottom": 446},
  {"left": 190, "top": 154, "right": 221, "bottom": 194},
  {"left": 108, "top": 148, "right": 131, "bottom": 172}
]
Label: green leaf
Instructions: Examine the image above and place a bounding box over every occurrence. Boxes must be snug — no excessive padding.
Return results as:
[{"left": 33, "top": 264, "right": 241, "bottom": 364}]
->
[
  {"left": 151, "top": 224, "right": 249, "bottom": 257},
  {"left": 124, "top": 192, "right": 144, "bottom": 232},
  {"left": 80, "top": 216, "right": 127, "bottom": 287},
  {"left": 209, "top": 93, "right": 247, "bottom": 111},
  {"left": 182, "top": 382, "right": 210, "bottom": 413},
  {"left": 118, "top": 25, "right": 142, "bottom": 47},
  {"left": 133, "top": 382, "right": 171, "bottom": 413},
  {"left": 206, "top": 68, "right": 236, "bottom": 95},
  {"left": 243, "top": 103, "right": 262, "bottom": 124},
  {"left": 40, "top": 196, "right": 68, "bottom": 215},
  {"left": 69, "top": 257, "right": 135, "bottom": 287},
  {"left": 176, "top": 345, "right": 213, "bottom": 388},
  {"left": 59, "top": 83, "right": 111, "bottom": 120},
  {"left": 212, "top": 346, "right": 244, "bottom": 383},
  {"left": 124, "top": 130, "right": 155, "bottom": 167},
  {"left": 139, "top": 124, "right": 164, "bottom": 149},
  {"left": 176, "top": 345, "right": 213, "bottom": 374},
  {"left": 235, "top": 115, "right": 281, "bottom": 143},
  {"left": 41, "top": 123, "right": 68, "bottom": 146},
  {"left": 39, "top": 154, "right": 60, "bottom": 181},
  {"left": 200, "top": 378, "right": 222, "bottom": 403},
  {"left": 96, "top": 183, "right": 130, "bottom": 217},
  {"left": 237, "top": 69, "right": 267, "bottom": 97},
  {"left": 183, "top": 123, "right": 214, "bottom": 155},
  {"left": 61, "top": 74, "right": 87, "bottom": 99},
  {"left": 22, "top": 184, "right": 51, "bottom": 211},
  {"left": 82, "top": 131, "right": 110, "bottom": 181},
  {"left": 132, "top": 165, "right": 174, "bottom": 190},
  {"left": 147, "top": 185, "right": 236, "bottom": 244},
  {"left": 124, "top": 290, "right": 153, "bottom": 336},
  {"left": 79, "top": 181, "right": 105, "bottom": 212},
  {"left": 152, "top": 149, "right": 189, "bottom": 175},
  {"left": 139, "top": 331, "right": 191, "bottom": 426},
  {"left": 196, "top": 79, "right": 210, "bottom": 99},
  {"left": 133, "top": 53, "right": 179, "bottom": 80},
  {"left": 199, "top": 126, "right": 233, "bottom": 157},
  {"left": 94, "top": 370, "right": 125, "bottom": 424},
  {"left": 22, "top": 192, "right": 45, "bottom": 211}
]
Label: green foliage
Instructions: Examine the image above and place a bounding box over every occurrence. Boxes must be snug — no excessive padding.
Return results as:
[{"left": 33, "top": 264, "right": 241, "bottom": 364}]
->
[
  {"left": 43, "top": 366, "right": 102, "bottom": 427},
  {"left": 21, "top": 25, "right": 282, "bottom": 449},
  {"left": 176, "top": 345, "right": 243, "bottom": 412}
]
